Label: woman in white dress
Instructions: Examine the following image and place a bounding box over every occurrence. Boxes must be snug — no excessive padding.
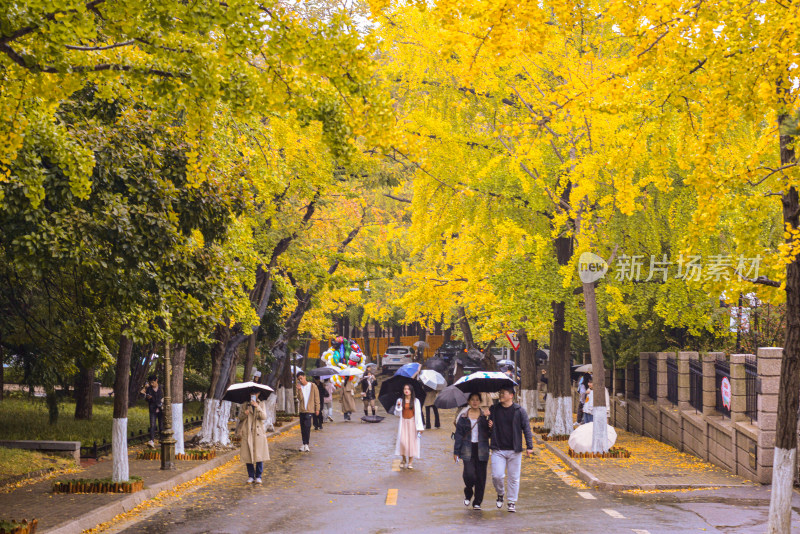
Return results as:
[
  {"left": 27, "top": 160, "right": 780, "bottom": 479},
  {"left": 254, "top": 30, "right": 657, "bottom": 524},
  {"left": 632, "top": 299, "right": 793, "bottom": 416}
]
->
[{"left": 394, "top": 383, "right": 424, "bottom": 469}]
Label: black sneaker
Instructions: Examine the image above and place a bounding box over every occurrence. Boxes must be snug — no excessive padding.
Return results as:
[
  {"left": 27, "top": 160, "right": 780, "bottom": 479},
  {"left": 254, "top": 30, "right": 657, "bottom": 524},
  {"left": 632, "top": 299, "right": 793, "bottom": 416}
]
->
[
  {"left": 473, "top": 504, "right": 481, "bottom": 510},
  {"left": 508, "top": 502, "right": 516, "bottom": 513},
  {"left": 496, "top": 495, "right": 504, "bottom": 509}
]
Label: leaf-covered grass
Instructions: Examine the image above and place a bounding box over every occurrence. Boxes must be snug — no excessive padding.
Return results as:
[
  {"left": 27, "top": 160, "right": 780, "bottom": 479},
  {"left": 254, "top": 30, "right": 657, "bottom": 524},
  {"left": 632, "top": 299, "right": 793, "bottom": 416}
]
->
[
  {"left": 0, "top": 447, "right": 74, "bottom": 480},
  {"left": 0, "top": 398, "right": 204, "bottom": 448}
]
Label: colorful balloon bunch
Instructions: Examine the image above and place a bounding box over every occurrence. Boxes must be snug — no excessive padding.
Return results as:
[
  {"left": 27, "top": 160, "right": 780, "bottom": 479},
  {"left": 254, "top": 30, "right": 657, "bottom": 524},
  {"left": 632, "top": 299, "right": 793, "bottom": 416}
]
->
[{"left": 320, "top": 336, "right": 366, "bottom": 387}]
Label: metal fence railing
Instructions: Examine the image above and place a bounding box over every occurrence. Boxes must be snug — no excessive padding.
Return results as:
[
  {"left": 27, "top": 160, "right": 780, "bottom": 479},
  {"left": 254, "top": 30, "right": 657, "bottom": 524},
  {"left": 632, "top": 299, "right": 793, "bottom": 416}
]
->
[
  {"left": 689, "top": 358, "right": 703, "bottom": 412},
  {"left": 648, "top": 357, "right": 658, "bottom": 400},
  {"left": 744, "top": 355, "right": 758, "bottom": 423},
  {"left": 715, "top": 356, "right": 731, "bottom": 418},
  {"left": 80, "top": 416, "right": 204, "bottom": 459},
  {"left": 629, "top": 363, "right": 640, "bottom": 400},
  {"left": 666, "top": 356, "right": 678, "bottom": 405}
]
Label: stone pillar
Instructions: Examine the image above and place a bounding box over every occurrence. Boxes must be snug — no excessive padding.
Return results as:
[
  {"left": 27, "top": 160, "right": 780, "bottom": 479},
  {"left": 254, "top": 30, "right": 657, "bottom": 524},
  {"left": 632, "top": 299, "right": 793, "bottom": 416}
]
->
[
  {"left": 729, "top": 354, "right": 749, "bottom": 423},
  {"left": 656, "top": 352, "right": 671, "bottom": 405},
  {"left": 756, "top": 347, "right": 781, "bottom": 483},
  {"left": 677, "top": 351, "right": 695, "bottom": 411},
  {"left": 625, "top": 363, "right": 636, "bottom": 400},
  {"left": 702, "top": 352, "right": 721, "bottom": 416},
  {"left": 640, "top": 352, "right": 653, "bottom": 403}
]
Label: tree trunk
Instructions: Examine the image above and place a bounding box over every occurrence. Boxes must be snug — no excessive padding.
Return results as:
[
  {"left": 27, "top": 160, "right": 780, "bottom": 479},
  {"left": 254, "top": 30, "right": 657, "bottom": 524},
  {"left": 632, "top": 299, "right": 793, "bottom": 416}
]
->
[
  {"left": 768, "top": 110, "right": 799, "bottom": 534},
  {"left": 128, "top": 344, "right": 154, "bottom": 408},
  {"left": 457, "top": 307, "right": 476, "bottom": 350},
  {"left": 481, "top": 339, "right": 497, "bottom": 372},
  {"left": 0, "top": 347, "right": 4, "bottom": 402},
  {"left": 444, "top": 325, "right": 452, "bottom": 343},
  {"left": 583, "top": 281, "right": 609, "bottom": 452},
  {"left": 362, "top": 320, "right": 372, "bottom": 364},
  {"left": 171, "top": 344, "right": 186, "bottom": 455},
  {"left": 74, "top": 365, "right": 94, "bottom": 420},
  {"left": 242, "top": 333, "right": 257, "bottom": 383},
  {"left": 45, "top": 385, "right": 58, "bottom": 424},
  {"left": 113, "top": 332, "right": 133, "bottom": 482},
  {"left": 518, "top": 329, "right": 538, "bottom": 418},
  {"left": 393, "top": 325, "right": 401, "bottom": 344},
  {"left": 546, "top": 232, "right": 574, "bottom": 437}
]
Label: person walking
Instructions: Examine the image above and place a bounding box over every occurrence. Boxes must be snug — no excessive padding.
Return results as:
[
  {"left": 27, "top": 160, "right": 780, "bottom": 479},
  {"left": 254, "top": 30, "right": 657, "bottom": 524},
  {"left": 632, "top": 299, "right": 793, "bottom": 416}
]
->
[
  {"left": 393, "top": 383, "right": 424, "bottom": 469},
  {"left": 424, "top": 389, "right": 440, "bottom": 429},
  {"left": 324, "top": 379, "right": 335, "bottom": 422},
  {"left": 144, "top": 374, "right": 164, "bottom": 448},
  {"left": 488, "top": 386, "right": 534, "bottom": 513},
  {"left": 454, "top": 392, "right": 490, "bottom": 510},
  {"left": 313, "top": 376, "right": 327, "bottom": 430},
  {"left": 582, "top": 378, "right": 608, "bottom": 425},
  {"left": 296, "top": 371, "right": 320, "bottom": 452},
  {"left": 236, "top": 395, "right": 269, "bottom": 484},
  {"left": 360, "top": 368, "right": 378, "bottom": 417},
  {"left": 577, "top": 374, "right": 589, "bottom": 425},
  {"left": 341, "top": 376, "right": 357, "bottom": 421}
]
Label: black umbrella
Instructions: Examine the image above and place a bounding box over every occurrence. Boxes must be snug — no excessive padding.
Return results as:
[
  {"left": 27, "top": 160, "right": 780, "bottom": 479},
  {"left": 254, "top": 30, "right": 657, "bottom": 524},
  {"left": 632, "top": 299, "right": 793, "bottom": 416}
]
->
[
  {"left": 434, "top": 385, "right": 469, "bottom": 409},
  {"left": 360, "top": 415, "right": 385, "bottom": 423},
  {"left": 453, "top": 372, "right": 517, "bottom": 394},
  {"left": 222, "top": 382, "right": 274, "bottom": 404},
  {"left": 308, "top": 367, "right": 340, "bottom": 377},
  {"left": 378, "top": 374, "right": 427, "bottom": 413}
]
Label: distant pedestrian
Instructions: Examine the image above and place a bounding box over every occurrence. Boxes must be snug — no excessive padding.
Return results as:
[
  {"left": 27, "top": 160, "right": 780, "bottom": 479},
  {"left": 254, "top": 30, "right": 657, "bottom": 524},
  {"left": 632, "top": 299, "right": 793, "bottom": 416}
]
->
[
  {"left": 296, "top": 371, "right": 320, "bottom": 452},
  {"left": 577, "top": 374, "right": 589, "bottom": 424},
  {"left": 341, "top": 376, "right": 357, "bottom": 421},
  {"left": 313, "top": 376, "right": 326, "bottom": 430},
  {"left": 324, "top": 379, "right": 335, "bottom": 422},
  {"left": 424, "top": 389, "right": 440, "bottom": 429},
  {"left": 488, "top": 387, "right": 534, "bottom": 513},
  {"left": 144, "top": 374, "right": 164, "bottom": 448},
  {"left": 393, "top": 383, "right": 424, "bottom": 469},
  {"left": 360, "top": 368, "right": 377, "bottom": 417},
  {"left": 236, "top": 395, "right": 269, "bottom": 484},
  {"left": 582, "top": 379, "right": 609, "bottom": 425},
  {"left": 454, "top": 393, "right": 490, "bottom": 510}
]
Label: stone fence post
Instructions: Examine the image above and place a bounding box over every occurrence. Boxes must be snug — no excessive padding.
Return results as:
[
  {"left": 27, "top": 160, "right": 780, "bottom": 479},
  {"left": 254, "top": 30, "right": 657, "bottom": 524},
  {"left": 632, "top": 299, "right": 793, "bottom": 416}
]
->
[
  {"left": 640, "top": 352, "right": 653, "bottom": 403},
  {"left": 656, "top": 352, "right": 668, "bottom": 405},
  {"left": 702, "top": 352, "right": 722, "bottom": 416},
  {"left": 729, "top": 354, "right": 749, "bottom": 423},
  {"left": 757, "top": 347, "right": 781, "bottom": 483},
  {"left": 677, "top": 351, "right": 696, "bottom": 411}
]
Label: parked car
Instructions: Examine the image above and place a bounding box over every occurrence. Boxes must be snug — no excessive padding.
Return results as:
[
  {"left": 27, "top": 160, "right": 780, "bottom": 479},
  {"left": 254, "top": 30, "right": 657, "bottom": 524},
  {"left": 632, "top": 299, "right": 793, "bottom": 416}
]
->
[
  {"left": 381, "top": 345, "right": 414, "bottom": 374},
  {"left": 435, "top": 340, "right": 466, "bottom": 363}
]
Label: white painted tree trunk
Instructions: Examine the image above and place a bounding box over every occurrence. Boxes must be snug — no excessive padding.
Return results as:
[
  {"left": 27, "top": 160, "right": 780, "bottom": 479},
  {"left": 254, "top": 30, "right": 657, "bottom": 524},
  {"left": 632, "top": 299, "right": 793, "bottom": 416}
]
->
[
  {"left": 549, "top": 395, "right": 573, "bottom": 437},
  {"left": 543, "top": 393, "right": 555, "bottom": 430},
  {"left": 283, "top": 387, "right": 296, "bottom": 414},
  {"left": 591, "top": 406, "right": 609, "bottom": 453},
  {"left": 263, "top": 394, "right": 277, "bottom": 432},
  {"left": 520, "top": 389, "right": 538, "bottom": 419},
  {"left": 767, "top": 447, "right": 796, "bottom": 533},
  {"left": 535, "top": 386, "right": 542, "bottom": 411},
  {"left": 199, "top": 398, "right": 232, "bottom": 447},
  {"left": 172, "top": 403, "right": 184, "bottom": 454},
  {"left": 275, "top": 387, "right": 286, "bottom": 412},
  {"left": 112, "top": 417, "right": 129, "bottom": 482}
]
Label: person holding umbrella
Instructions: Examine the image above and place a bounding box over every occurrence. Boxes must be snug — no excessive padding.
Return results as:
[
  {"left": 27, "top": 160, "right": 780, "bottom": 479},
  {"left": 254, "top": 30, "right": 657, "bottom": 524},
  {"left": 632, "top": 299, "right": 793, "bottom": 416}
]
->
[
  {"left": 454, "top": 393, "right": 490, "bottom": 510},
  {"left": 488, "top": 387, "right": 534, "bottom": 513},
  {"left": 341, "top": 375, "right": 357, "bottom": 421},
  {"left": 360, "top": 367, "right": 378, "bottom": 417},
  {"left": 393, "top": 383, "right": 424, "bottom": 469},
  {"left": 324, "top": 378, "right": 335, "bottom": 422},
  {"left": 235, "top": 393, "right": 270, "bottom": 484}
]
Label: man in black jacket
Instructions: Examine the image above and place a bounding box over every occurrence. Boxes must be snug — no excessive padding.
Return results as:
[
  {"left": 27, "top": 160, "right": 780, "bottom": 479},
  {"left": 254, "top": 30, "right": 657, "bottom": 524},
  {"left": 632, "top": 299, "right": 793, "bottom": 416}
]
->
[
  {"left": 144, "top": 374, "right": 164, "bottom": 448},
  {"left": 487, "top": 387, "right": 534, "bottom": 513}
]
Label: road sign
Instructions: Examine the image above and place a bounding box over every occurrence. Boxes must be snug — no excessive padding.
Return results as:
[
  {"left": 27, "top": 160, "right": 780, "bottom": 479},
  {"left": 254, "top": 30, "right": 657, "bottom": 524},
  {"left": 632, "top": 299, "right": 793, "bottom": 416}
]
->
[
  {"left": 721, "top": 376, "right": 732, "bottom": 410},
  {"left": 505, "top": 331, "right": 520, "bottom": 351}
]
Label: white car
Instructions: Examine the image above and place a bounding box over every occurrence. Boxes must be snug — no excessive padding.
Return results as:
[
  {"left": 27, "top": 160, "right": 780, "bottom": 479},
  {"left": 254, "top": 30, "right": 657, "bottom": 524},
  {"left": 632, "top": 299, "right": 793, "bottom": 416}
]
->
[{"left": 381, "top": 346, "right": 414, "bottom": 374}]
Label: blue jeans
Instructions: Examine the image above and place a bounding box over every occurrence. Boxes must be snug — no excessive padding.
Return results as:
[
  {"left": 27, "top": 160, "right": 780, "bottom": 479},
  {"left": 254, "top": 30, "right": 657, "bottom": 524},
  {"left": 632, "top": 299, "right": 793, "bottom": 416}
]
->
[
  {"left": 583, "top": 413, "right": 593, "bottom": 423},
  {"left": 246, "top": 462, "right": 263, "bottom": 479}
]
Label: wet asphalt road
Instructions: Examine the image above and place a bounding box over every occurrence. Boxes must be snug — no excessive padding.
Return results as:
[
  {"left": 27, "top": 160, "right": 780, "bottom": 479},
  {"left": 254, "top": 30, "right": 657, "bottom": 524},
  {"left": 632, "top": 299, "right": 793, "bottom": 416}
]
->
[{"left": 108, "top": 405, "right": 800, "bottom": 534}]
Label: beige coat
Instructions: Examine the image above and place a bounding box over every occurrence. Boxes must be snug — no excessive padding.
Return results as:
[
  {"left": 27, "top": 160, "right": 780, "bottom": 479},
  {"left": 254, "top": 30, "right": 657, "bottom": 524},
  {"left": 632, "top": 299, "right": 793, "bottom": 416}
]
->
[
  {"left": 341, "top": 378, "right": 357, "bottom": 413},
  {"left": 236, "top": 403, "right": 269, "bottom": 464},
  {"left": 423, "top": 390, "right": 438, "bottom": 408},
  {"left": 296, "top": 382, "right": 321, "bottom": 414}
]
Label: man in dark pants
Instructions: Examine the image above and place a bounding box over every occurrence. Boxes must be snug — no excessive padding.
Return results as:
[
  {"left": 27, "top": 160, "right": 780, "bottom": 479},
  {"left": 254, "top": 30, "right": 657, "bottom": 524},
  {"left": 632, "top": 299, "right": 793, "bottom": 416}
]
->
[
  {"left": 488, "top": 387, "right": 534, "bottom": 513},
  {"left": 312, "top": 376, "right": 326, "bottom": 430},
  {"left": 295, "top": 371, "right": 320, "bottom": 452},
  {"left": 144, "top": 374, "right": 164, "bottom": 448}
]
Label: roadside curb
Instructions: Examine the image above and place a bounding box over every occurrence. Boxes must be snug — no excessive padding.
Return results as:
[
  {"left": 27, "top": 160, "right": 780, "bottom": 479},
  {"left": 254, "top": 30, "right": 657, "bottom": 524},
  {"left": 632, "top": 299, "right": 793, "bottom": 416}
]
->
[
  {"left": 533, "top": 433, "right": 745, "bottom": 492},
  {"left": 43, "top": 419, "right": 301, "bottom": 534}
]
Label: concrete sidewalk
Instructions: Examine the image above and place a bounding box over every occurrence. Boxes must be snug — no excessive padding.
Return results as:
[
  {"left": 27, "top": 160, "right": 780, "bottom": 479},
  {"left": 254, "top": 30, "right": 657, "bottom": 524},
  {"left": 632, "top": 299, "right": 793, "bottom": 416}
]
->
[
  {"left": 535, "top": 426, "right": 754, "bottom": 491},
  {"left": 0, "top": 421, "right": 300, "bottom": 534}
]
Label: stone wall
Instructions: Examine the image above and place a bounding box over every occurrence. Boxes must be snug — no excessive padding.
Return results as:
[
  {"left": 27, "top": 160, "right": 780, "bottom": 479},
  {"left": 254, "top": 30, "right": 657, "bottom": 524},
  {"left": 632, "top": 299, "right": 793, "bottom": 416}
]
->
[{"left": 602, "top": 347, "right": 780, "bottom": 484}]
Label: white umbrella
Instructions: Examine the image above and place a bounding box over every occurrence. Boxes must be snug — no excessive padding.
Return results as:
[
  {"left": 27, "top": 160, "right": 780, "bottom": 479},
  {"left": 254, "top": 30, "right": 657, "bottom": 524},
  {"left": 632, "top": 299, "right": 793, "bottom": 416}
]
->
[
  {"left": 412, "top": 340, "right": 430, "bottom": 349},
  {"left": 568, "top": 422, "right": 617, "bottom": 453},
  {"left": 574, "top": 364, "right": 593, "bottom": 373},
  {"left": 338, "top": 367, "right": 364, "bottom": 377},
  {"left": 497, "top": 359, "right": 515, "bottom": 367},
  {"left": 418, "top": 369, "right": 447, "bottom": 391}
]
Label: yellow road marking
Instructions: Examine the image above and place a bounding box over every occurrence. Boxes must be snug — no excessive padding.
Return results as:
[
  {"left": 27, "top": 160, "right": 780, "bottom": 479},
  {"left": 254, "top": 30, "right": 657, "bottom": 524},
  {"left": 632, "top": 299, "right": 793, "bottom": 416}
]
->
[{"left": 385, "top": 488, "right": 398, "bottom": 505}]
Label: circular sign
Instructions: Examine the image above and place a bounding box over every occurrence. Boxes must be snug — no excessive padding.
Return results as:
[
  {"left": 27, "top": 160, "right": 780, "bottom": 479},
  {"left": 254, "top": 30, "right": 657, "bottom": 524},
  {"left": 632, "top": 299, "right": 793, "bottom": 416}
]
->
[{"left": 721, "top": 376, "right": 732, "bottom": 410}]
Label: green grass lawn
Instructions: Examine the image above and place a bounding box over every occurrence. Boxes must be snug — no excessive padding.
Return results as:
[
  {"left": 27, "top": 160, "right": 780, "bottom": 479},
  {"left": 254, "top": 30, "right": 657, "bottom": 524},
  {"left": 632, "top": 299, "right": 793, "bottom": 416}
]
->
[
  {"left": 0, "top": 447, "right": 75, "bottom": 480},
  {"left": 0, "top": 397, "right": 204, "bottom": 448}
]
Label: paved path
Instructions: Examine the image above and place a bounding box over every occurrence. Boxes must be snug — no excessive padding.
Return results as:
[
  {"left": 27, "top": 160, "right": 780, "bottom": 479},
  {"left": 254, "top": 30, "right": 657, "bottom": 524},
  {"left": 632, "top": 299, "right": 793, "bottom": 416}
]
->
[{"left": 97, "top": 407, "right": 800, "bottom": 534}]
